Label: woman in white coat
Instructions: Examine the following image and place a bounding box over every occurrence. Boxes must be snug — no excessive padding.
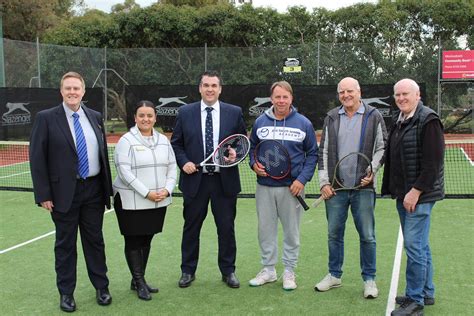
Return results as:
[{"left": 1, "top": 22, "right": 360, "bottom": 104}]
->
[{"left": 113, "top": 100, "right": 177, "bottom": 301}]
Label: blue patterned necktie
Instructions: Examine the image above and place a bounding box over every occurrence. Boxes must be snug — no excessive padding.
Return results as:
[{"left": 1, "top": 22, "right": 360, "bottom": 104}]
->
[
  {"left": 205, "top": 107, "right": 215, "bottom": 173},
  {"left": 72, "top": 113, "right": 89, "bottom": 179}
]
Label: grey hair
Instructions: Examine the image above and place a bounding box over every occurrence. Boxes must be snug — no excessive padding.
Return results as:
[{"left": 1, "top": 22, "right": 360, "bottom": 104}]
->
[
  {"left": 394, "top": 78, "right": 420, "bottom": 93},
  {"left": 337, "top": 77, "right": 360, "bottom": 93}
]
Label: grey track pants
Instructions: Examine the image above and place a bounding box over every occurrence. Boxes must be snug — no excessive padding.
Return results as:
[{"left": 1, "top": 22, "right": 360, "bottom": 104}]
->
[{"left": 255, "top": 183, "right": 303, "bottom": 269}]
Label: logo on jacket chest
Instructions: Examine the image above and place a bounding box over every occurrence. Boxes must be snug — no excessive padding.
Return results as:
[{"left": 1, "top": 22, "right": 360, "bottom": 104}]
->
[{"left": 257, "top": 126, "right": 306, "bottom": 142}]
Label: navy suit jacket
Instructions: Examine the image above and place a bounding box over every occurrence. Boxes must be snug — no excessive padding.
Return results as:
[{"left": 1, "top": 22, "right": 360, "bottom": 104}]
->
[
  {"left": 29, "top": 104, "right": 113, "bottom": 213},
  {"left": 171, "top": 101, "right": 246, "bottom": 198}
]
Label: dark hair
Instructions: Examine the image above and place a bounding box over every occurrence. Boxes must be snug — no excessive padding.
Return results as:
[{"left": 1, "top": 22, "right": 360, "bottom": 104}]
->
[
  {"left": 199, "top": 70, "right": 222, "bottom": 86},
  {"left": 134, "top": 100, "right": 156, "bottom": 115}
]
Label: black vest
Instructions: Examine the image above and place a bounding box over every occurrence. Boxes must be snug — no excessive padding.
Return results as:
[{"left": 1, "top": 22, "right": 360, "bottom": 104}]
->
[{"left": 386, "top": 103, "right": 444, "bottom": 203}]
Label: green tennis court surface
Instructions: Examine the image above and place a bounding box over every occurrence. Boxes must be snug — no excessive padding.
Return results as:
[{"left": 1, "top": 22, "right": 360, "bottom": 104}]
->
[{"left": 0, "top": 192, "right": 472, "bottom": 315}]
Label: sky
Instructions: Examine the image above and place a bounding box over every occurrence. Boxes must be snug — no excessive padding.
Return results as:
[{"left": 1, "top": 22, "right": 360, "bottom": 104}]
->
[{"left": 82, "top": 0, "right": 377, "bottom": 13}]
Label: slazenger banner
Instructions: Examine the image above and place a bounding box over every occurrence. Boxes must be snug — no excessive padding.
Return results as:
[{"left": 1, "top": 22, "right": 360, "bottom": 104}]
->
[
  {"left": 125, "top": 84, "right": 425, "bottom": 132},
  {"left": 0, "top": 88, "right": 104, "bottom": 141}
]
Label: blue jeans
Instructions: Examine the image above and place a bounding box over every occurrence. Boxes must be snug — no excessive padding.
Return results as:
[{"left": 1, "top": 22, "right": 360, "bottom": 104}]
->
[
  {"left": 325, "top": 190, "right": 376, "bottom": 281},
  {"left": 397, "top": 200, "right": 435, "bottom": 305}
]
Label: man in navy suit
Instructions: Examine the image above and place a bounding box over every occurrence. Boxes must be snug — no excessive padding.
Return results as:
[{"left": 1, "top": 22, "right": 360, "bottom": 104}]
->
[
  {"left": 171, "top": 71, "right": 246, "bottom": 288},
  {"left": 29, "top": 72, "right": 113, "bottom": 312}
]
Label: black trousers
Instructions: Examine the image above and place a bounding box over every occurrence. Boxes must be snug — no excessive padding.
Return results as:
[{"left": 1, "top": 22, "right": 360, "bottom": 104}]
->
[
  {"left": 180, "top": 174, "right": 237, "bottom": 276},
  {"left": 51, "top": 177, "right": 108, "bottom": 295}
]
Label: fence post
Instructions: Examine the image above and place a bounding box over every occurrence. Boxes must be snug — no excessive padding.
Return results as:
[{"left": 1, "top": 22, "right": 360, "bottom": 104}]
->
[
  {"left": 437, "top": 38, "right": 441, "bottom": 115},
  {"left": 317, "top": 39, "right": 320, "bottom": 85},
  {"left": 36, "top": 37, "right": 41, "bottom": 87},
  {"left": 0, "top": 13, "right": 5, "bottom": 87},
  {"left": 204, "top": 42, "right": 208, "bottom": 71},
  {"left": 104, "top": 46, "right": 108, "bottom": 132}
]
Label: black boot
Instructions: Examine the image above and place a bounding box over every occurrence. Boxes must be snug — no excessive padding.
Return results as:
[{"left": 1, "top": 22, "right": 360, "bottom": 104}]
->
[
  {"left": 125, "top": 249, "right": 152, "bottom": 301},
  {"left": 130, "top": 247, "right": 159, "bottom": 293},
  {"left": 142, "top": 246, "right": 159, "bottom": 293}
]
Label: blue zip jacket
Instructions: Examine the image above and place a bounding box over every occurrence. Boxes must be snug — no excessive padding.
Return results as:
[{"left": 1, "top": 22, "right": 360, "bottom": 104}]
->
[{"left": 249, "top": 106, "right": 318, "bottom": 187}]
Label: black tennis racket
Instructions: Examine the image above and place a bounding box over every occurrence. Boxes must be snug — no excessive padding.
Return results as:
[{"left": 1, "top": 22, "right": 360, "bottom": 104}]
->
[
  {"left": 313, "top": 152, "right": 373, "bottom": 208},
  {"left": 254, "top": 140, "right": 310, "bottom": 211},
  {"left": 196, "top": 134, "right": 250, "bottom": 168}
]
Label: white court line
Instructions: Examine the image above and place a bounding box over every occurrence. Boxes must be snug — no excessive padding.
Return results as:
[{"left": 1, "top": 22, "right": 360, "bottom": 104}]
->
[
  {"left": 0, "top": 230, "right": 56, "bottom": 254},
  {"left": 0, "top": 160, "right": 30, "bottom": 168},
  {"left": 460, "top": 147, "right": 474, "bottom": 166},
  {"left": 0, "top": 171, "right": 30, "bottom": 179},
  {"left": 386, "top": 225, "right": 404, "bottom": 316},
  {"left": 0, "top": 208, "right": 114, "bottom": 255}
]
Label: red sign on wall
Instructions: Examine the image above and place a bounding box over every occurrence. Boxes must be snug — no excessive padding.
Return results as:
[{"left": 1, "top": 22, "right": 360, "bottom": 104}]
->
[{"left": 442, "top": 50, "right": 474, "bottom": 79}]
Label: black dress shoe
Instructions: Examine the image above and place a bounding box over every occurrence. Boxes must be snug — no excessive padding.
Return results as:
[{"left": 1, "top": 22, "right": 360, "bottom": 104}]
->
[
  {"left": 96, "top": 288, "right": 112, "bottom": 306},
  {"left": 60, "top": 294, "right": 76, "bottom": 312},
  {"left": 178, "top": 273, "right": 195, "bottom": 288},
  {"left": 222, "top": 272, "right": 240, "bottom": 288}
]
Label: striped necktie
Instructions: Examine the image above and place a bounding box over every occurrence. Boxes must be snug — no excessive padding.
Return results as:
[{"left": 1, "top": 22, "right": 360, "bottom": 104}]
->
[
  {"left": 72, "top": 113, "right": 89, "bottom": 179},
  {"left": 205, "top": 107, "right": 215, "bottom": 173}
]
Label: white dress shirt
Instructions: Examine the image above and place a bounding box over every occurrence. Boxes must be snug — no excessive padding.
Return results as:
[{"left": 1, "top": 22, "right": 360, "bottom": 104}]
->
[
  {"left": 63, "top": 103, "right": 100, "bottom": 177},
  {"left": 200, "top": 100, "right": 220, "bottom": 172}
]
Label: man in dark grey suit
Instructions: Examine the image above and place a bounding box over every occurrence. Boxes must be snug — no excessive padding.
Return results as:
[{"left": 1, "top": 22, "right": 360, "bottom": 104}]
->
[
  {"left": 171, "top": 71, "right": 246, "bottom": 289},
  {"left": 29, "top": 72, "right": 113, "bottom": 312}
]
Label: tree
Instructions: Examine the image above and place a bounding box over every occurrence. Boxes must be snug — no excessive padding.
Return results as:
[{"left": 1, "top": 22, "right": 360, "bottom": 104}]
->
[
  {"left": 0, "top": 0, "right": 84, "bottom": 40},
  {"left": 159, "top": 0, "right": 229, "bottom": 7},
  {"left": 6, "top": 0, "right": 472, "bottom": 129},
  {"left": 111, "top": 0, "right": 140, "bottom": 13}
]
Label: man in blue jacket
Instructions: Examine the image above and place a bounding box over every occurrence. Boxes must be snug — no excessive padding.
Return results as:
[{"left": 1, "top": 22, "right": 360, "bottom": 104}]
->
[{"left": 248, "top": 81, "right": 318, "bottom": 291}]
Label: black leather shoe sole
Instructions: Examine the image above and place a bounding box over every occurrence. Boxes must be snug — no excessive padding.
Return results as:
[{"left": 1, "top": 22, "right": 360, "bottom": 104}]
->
[
  {"left": 60, "top": 295, "right": 76, "bottom": 313},
  {"left": 96, "top": 289, "right": 112, "bottom": 306},
  {"left": 178, "top": 274, "right": 195, "bottom": 288},
  {"left": 395, "top": 296, "right": 434, "bottom": 306},
  {"left": 222, "top": 274, "right": 240, "bottom": 288}
]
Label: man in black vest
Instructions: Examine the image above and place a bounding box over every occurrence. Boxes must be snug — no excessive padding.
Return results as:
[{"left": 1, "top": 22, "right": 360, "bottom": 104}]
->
[{"left": 382, "top": 78, "right": 444, "bottom": 316}]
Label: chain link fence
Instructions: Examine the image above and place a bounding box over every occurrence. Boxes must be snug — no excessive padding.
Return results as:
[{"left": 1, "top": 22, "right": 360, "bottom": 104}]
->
[{"left": 1, "top": 38, "right": 472, "bottom": 134}]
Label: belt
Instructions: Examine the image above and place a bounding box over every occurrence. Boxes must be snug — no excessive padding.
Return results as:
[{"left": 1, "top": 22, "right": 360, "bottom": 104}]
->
[
  {"left": 203, "top": 172, "right": 219, "bottom": 176},
  {"left": 76, "top": 175, "right": 99, "bottom": 182}
]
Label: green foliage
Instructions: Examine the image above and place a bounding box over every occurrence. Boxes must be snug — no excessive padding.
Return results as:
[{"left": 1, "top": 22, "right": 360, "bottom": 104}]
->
[
  {"left": 160, "top": 0, "right": 230, "bottom": 6},
  {"left": 111, "top": 0, "right": 141, "bottom": 13},
  {"left": 3, "top": 0, "right": 472, "bottom": 130},
  {"left": 1, "top": 0, "right": 84, "bottom": 41},
  {"left": 43, "top": 10, "right": 115, "bottom": 47}
]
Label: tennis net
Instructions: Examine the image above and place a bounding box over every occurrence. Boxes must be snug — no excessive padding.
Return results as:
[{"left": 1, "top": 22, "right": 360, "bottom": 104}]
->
[{"left": 1, "top": 139, "right": 473, "bottom": 198}]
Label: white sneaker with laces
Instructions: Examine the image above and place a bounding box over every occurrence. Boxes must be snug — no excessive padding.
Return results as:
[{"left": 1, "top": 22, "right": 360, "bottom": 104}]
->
[
  {"left": 249, "top": 268, "right": 277, "bottom": 286},
  {"left": 363, "top": 280, "right": 379, "bottom": 298},
  {"left": 282, "top": 270, "right": 297, "bottom": 291},
  {"left": 314, "top": 273, "right": 342, "bottom": 292}
]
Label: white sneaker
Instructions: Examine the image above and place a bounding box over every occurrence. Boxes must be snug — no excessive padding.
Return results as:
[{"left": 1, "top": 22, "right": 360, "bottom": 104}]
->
[
  {"left": 314, "top": 273, "right": 342, "bottom": 292},
  {"left": 249, "top": 268, "right": 277, "bottom": 286},
  {"left": 282, "top": 270, "right": 297, "bottom": 291},
  {"left": 363, "top": 280, "right": 379, "bottom": 298}
]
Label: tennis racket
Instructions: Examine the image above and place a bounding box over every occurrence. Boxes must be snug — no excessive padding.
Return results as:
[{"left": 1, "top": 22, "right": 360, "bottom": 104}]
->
[
  {"left": 313, "top": 152, "right": 373, "bottom": 208},
  {"left": 254, "top": 140, "right": 310, "bottom": 211},
  {"left": 196, "top": 134, "right": 250, "bottom": 168}
]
